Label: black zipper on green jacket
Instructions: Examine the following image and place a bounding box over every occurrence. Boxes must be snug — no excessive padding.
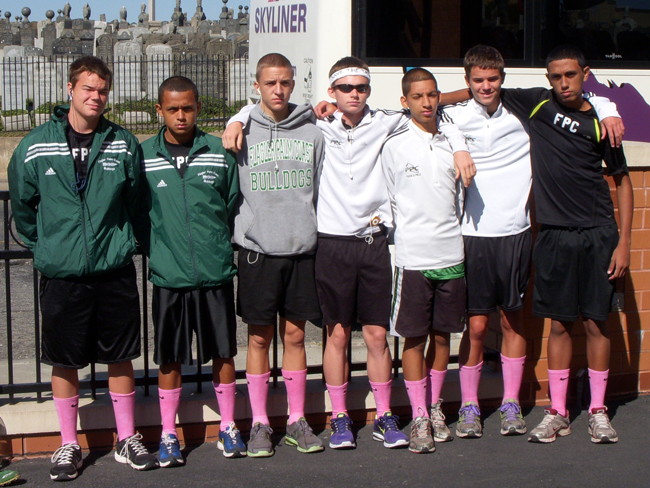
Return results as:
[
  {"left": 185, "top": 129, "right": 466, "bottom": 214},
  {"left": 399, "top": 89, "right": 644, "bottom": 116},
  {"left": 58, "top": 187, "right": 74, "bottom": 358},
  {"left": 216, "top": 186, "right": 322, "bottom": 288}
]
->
[
  {"left": 80, "top": 195, "right": 90, "bottom": 274},
  {"left": 182, "top": 177, "right": 201, "bottom": 286}
]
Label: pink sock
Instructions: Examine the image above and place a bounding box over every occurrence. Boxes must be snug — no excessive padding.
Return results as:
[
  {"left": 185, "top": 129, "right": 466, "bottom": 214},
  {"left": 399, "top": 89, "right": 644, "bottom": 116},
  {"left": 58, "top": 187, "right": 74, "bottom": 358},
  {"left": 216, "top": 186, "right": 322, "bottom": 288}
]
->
[
  {"left": 548, "top": 368, "right": 570, "bottom": 417},
  {"left": 158, "top": 387, "right": 182, "bottom": 436},
  {"left": 459, "top": 361, "right": 483, "bottom": 404},
  {"left": 54, "top": 395, "right": 79, "bottom": 446},
  {"left": 501, "top": 354, "right": 526, "bottom": 403},
  {"left": 283, "top": 369, "right": 307, "bottom": 424},
  {"left": 426, "top": 368, "right": 447, "bottom": 406},
  {"left": 369, "top": 379, "right": 392, "bottom": 417},
  {"left": 404, "top": 378, "right": 429, "bottom": 419},
  {"left": 110, "top": 391, "right": 136, "bottom": 442},
  {"left": 326, "top": 382, "right": 348, "bottom": 417},
  {"left": 214, "top": 381, "right": 237, "bottom": 430},
  {"left": 588, "top": 368, "right": 609, "bottom": 411},
  {"left": 246, "top": 371, "right": 271, "bottom": 425}
]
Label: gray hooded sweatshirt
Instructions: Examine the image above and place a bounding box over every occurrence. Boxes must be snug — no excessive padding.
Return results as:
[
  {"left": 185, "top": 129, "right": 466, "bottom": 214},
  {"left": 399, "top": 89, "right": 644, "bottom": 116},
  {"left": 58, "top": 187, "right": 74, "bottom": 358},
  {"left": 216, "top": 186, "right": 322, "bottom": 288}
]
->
[{"left": 234, "top": 102, "right": 325, "bottom": 255}]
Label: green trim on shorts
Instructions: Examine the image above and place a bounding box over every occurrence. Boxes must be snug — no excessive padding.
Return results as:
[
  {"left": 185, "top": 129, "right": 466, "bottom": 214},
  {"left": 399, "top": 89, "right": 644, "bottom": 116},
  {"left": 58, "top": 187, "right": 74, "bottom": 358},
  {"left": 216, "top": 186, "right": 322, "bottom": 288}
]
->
[{"left": 420, "top": 263, "right": 465, "bottom": 281}]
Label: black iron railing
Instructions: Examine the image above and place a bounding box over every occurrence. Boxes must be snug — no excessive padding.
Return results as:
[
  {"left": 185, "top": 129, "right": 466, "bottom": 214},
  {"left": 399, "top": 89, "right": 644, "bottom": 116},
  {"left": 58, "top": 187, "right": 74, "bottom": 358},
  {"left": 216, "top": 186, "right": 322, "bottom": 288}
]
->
[{"left": 1, "top": 190, "right": 497, "bottom": 404}]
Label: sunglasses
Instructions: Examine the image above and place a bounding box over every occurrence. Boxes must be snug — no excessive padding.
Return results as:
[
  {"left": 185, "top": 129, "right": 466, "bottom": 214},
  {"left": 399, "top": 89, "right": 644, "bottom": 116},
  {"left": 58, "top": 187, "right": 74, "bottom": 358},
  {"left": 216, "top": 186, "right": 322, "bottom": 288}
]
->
[{"left": 332, "top": 83, "right": 370, "bottom": 94}]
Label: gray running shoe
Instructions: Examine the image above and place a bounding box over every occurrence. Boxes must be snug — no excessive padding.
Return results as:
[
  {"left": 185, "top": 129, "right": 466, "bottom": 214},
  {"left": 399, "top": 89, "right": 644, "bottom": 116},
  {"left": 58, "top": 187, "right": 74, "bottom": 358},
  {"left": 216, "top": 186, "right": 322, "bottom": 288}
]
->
[
  {"left": 456, "top": 402, "right": 482, "bottom": 438},
  {"left": 430, "top": 399, "right": 453, "bottom": 442},
  {"left": 409, "top": 415, "right": 435, "bottom": 454},
  {"left": 588, "top": 407, "right": 618, "bottom": 444},
  {"left": 528, "top": 408, "right": 571, "bottom": 443},
  {"left": 247, "top": 422, "right": 274, "bottom": 457},
  {"left": 499, "top": 399, "right": 527, "bottom": 435},
  {"left": 285, "top": 417, "right": 324, "bottom": 453}
]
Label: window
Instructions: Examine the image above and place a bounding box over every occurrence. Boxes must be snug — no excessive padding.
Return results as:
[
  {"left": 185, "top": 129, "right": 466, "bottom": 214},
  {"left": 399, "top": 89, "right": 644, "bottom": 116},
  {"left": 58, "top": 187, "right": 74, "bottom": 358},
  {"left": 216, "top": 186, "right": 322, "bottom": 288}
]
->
[
  {"left": 539, "top": 0, "right": 650, "bottom": 65},
  {"left": 353, "top": 0, "right": 650, "bottom": 67}
]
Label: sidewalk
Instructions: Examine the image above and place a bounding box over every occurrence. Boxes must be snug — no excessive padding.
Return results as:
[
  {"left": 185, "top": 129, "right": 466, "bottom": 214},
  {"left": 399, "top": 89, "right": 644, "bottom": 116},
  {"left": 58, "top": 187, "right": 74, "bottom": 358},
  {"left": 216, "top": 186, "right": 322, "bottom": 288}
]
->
[{"left": 7, "top": 394, "right": 650, "bottom": 488}]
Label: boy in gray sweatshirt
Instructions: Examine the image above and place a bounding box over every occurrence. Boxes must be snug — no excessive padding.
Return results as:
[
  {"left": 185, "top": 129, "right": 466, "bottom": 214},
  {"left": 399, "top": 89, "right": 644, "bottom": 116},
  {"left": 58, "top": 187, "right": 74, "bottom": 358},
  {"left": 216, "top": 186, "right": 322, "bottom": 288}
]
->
[{"left": 235, "top": 53, "right": 325, "bottom": 457}]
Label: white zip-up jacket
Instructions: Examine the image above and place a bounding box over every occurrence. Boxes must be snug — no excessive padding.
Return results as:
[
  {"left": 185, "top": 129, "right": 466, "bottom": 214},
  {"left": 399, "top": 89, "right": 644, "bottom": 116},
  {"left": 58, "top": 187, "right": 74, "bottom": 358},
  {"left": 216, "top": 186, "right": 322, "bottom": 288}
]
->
[
  {"left": 381, "top": 120, "right": 464, "bottom": 270},
  {"left": 229, "top": 104, "right": 468, "bottom": 237},
  {"left": 316, "top": 107, "right": 406, "bottom": 236}
]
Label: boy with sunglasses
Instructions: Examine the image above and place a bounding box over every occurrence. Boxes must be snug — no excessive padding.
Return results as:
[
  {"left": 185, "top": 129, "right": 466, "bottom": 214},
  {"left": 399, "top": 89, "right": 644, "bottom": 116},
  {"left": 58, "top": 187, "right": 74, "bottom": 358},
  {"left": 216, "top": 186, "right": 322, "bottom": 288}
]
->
[{"left": 223, "top": 56, "right": 472, "bottom": 449}]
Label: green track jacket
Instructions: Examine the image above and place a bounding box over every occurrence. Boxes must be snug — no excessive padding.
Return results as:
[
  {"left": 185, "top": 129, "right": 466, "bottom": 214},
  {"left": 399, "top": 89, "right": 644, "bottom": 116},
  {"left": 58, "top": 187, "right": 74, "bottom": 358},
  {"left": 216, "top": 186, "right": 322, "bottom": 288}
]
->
[
  {"left": 8, "top": 105, "right": 144, "bottom": 279},
  {"left": 140, "top": 127, "right": 238, "bottom": 289}
]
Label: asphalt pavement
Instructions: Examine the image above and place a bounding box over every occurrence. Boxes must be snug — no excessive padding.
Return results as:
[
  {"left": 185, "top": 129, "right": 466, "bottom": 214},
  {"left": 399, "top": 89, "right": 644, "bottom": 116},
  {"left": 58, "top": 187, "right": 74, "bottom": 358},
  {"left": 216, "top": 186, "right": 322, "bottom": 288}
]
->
[{"left": 6, "top": 395, "right": 650, "bottom": 487}]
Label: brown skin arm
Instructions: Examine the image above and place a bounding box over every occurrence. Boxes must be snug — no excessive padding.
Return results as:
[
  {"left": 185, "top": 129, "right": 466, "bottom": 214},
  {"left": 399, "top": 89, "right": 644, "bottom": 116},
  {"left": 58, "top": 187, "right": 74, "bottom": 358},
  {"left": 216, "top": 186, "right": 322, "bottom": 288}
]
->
[
  {"left": 314, "top": 100, "right": 337, "bottom": 119},
  {"left": 608, "top": 172, "right": 633, "bottom": 279},
  {"left": 453, "top": 151, "right": 477, "bottom": 187},
  {"left": 600, "top": 116, "right": 625, "bottom": 148},
  {"left": 439, "top": 88, "right": 472, "bottom": 107}
]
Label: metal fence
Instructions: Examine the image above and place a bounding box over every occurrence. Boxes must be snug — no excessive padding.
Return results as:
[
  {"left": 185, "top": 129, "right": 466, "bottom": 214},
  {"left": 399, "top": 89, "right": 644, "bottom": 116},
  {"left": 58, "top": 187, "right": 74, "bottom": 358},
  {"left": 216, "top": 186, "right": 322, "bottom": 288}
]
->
[
  {"left": 0, "top": 53, "right": 250, "bottom": 134},
  {"left": 0, "top": 191, "right": 496, "bottom": 405}
]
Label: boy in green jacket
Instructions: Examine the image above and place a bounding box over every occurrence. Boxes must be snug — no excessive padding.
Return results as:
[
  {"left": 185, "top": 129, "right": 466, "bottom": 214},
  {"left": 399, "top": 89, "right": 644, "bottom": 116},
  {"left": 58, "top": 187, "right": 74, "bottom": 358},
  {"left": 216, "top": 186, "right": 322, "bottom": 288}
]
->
[
  {"left": 139, "top": 76, "right": 242, "bottom": 465},
  {"left": 8, "top": 56, "right": 156, "bottom": 481}
]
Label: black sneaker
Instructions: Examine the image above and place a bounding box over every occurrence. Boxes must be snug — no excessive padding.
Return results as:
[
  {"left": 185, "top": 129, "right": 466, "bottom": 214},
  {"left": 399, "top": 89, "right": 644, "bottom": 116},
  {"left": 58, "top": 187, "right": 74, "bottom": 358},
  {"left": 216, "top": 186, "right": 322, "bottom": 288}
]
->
[
  {"left": 50, "top": 443, "right": 83, "bottom": 481},
  {"left": 114, "top": 433, "right": 158, "bottom": 471}
]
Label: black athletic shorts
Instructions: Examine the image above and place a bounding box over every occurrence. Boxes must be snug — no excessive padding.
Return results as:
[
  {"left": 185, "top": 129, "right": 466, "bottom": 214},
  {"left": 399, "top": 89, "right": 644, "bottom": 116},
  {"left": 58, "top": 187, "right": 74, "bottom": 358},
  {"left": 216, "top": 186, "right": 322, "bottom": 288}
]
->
[
  {"left": 40, "top": 261, "right": 141, "bottom": 369},
  {"left": 390, "top": 267, "right": 467, "bottom": 338},
  {"left": 315, "top": 233, "right": 392, "bottom": 328},
  {"left": 153, "top": 282, "right": 238, "bottom": 366},
  {"left": 533, "top": 223, "right": 619, "bottom": 322},
  {"left": 464, "top": 230, "right": 532, "bottom": 314},
  {"left": 236, "top": 250, "right": 321, "bottom": 325}
]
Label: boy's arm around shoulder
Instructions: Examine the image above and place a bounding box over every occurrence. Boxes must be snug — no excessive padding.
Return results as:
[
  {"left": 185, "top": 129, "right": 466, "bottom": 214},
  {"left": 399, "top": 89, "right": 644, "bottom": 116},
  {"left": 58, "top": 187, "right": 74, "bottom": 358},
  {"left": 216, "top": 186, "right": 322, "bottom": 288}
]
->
[
  {"left": 7, "top": 139, "right": 40, "bottom": 250},
  {"left": 588, "top": 95, "right": 625, "bottom": 147},
  {"left": 223, "top": 103, "right": 255, "bottom": 152},
  {"left": 438, "top": 109, "right": 476, "bottom": 188}
]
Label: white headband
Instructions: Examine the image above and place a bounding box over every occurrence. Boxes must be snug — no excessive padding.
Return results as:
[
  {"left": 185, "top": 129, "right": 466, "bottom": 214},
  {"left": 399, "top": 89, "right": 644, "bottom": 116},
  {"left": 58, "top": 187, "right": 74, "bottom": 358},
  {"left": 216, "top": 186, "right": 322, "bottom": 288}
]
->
[{"left": 329, "top": 67, "right": 371, "bottom": 86}]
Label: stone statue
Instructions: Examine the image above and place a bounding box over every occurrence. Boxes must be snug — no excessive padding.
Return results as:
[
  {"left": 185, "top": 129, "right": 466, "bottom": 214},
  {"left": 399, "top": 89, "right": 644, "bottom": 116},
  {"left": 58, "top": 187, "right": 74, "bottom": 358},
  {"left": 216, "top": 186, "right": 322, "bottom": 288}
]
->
[
  {"left": 176, "top": 0, "right": 181, "bottom": 10},
  {"left": 83, "top": 3, "right": 91, "bottom": 20},
  {"left": 100, "top": 13, "right": 106, "bottom": 22},
  {"left": 138, "top": 3, "right": 149, "bottom": 24},
  {"left": 63, "top": 2, "right": 71, "bottom": 19},
  {"left": 120, "top": 6, "right": 127, "bottom": 22}
]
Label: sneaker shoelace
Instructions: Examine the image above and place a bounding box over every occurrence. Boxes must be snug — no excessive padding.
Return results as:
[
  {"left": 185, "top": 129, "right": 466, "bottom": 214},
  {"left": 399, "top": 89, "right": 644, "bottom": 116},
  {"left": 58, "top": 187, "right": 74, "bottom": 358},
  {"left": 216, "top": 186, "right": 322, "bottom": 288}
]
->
[
  {"left": 414, "top": 418, "right": 430, "bottom": 440},
  {"left": 225, "top": 423, "right": 241, "bottom": 441},
  {"left": 252, "top": 423, "right": 273, "bottom": 438},
  {"left": 382, "top": 414, "right": 401, "bottom": 431},
  {"left": 331, "top": 416, "right": 352, "bottom": 433},
  {"left": 431, "top": 401, "right": 446, "bottom": 423},
  {"left": 536, "top": 410, "right": 557, "bottom": 429},
  {"left": 121, "top": 434, "right": 148, "bottom": 457},
  {"left": 51, "top": 443, "right": 78, "bottom": 464},
  {"left": 160, "top": 434, "right": 177, "bottom": 453},
  {"left": 500, "top": 402, "right": 521, "bottom": 421},
  {"left": 459, "top": 404, "right": 480, "bottom": 423},
  {"left": 591, "top": 412, "right": 612, "bottom": 430},
  {"left": 297, "top": 418, "right": 315, "bottom": 435}
]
